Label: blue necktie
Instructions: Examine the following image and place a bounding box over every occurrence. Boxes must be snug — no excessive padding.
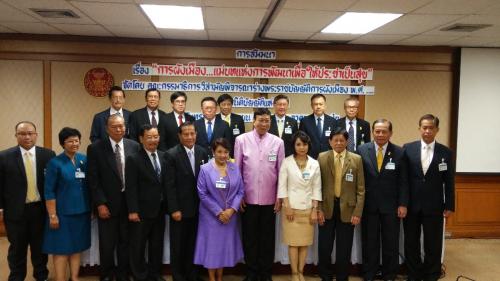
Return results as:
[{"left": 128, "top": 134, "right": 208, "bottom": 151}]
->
[
  {"left": 316, "top": 117, "right": 323, "bottom": 138},
  {"left": 207, "top": 120, "right": 213, "bottom": 142},
  {"left": 347, "top": 121, "right": 355, "bottom": 151},
  {"left": 151, "top": 152, "right": 161, "bottom": 179}
]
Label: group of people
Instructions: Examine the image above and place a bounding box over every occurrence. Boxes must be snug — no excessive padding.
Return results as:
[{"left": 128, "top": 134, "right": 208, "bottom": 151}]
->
[{"left": 0, "top": 86, "right": 455, "bottom": 281}]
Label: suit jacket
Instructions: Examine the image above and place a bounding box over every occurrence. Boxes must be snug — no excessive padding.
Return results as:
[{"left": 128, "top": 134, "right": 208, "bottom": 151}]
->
[
  {"left": 269, "top": 115, "right": 299, "bottom": 157},
  {"left": 337, "top": 117, "right": 371, "bottom": 152},
  {"left": 299, "top": 114, "right": 337, "bottom": 159},
  {"left": 89, "top": 108, "right": 131, "bottom": 143},
  {"left": 358, "top": 142, "right": 409, "bottom": 214},
  {"left": 87, "top": 138, "right": 140, "bottom": 216},
  {"left": 318, "top": 150, "right": 365, "bottom": 222},
  {"left": 194, "top": 118, "right": 232, "bottom": 158},
  {"left": 215, "top": 113, "right": 245, "bottom": 157},
  {"left": 0, "top": 146, "right": 55, "bottom": 220},
  {"left": 162, "top": 111, "right": 196, "bottom": 150},
  {"left": 128, "top": 107, "right": 169, "bottom": 151},
  {"left": 165, "top": 144, "right": 209, "bottom": 218},
  {"left": 125, "top": 148, "right": 168, "bottom": 219},
  {"left": 403, "top": 140, "right": 455, "bottom": 215}
]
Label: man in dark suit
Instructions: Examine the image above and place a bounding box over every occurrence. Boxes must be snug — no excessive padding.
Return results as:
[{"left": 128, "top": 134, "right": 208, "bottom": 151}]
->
[
  {"left": 129, "top": 88, "right": 169, "bottom": 151},
  {"left": 215, "top": 93, "right": 245, "bottom": 157},
  {"left": 89, "top": 86, "right": 131, "bottom": 143},
  {"left": 358, "top": 119, "right": 409, "bottom": 281},
  {"left": 194, "top": 96, "right": 231, "bottom": 158},
  {"left": 0, "top": 121, "right": 55, "bottom": 281},
  {"left": 299, "top": 94, "right": 337, "bottom": 159},
  {"left": 269, "top": 94, "right": 298, "bottom": 157},
  {"left": 166, "top": 122, "right": 209, "bottom": 281},
  {"left": 317, "top": 128, "right": 365, "bottom": 281},
  {"left": 87, "top": 114, "right": 140, "bottom": 281},
  {"left": 126, "top": 124, "right": 169, "bottom": 281},
  {"left": 162, "top": 91, "right": 196, "bottom": 150},
  {"left": 337, "top": 97, "right": 371, "bottom": 153},
  {"left": 403, "top": 114, "right": 455, "bottom": 281}
]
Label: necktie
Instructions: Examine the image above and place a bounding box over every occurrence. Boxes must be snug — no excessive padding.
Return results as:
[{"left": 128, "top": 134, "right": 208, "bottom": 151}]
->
[
  {"left": 422, "top": 145, "right": 431, "bottom": 175},
  {"left": 151, "top": 152, "right": 161, "bottom": 179},
  {"left": 116, "top": 111, "right": 121, "bottom": 116},
  {"left": 178, "top": 114, "right": 183, "bottom": 126},
  {"left": 207, "top": 120, "right": 213, "bottom": 142},
  {"left": 316, "top": 117, "right": 323, "bottom": 138},
  {"left": 377, "top": 146, "right": 383, "bottom": 171},
  {"left": 115, "top": 144, "right": 124, "bottom": 190},
  {"left": 24, "top": 152, "right": 38, "bottom": 203},
  {"left": 188, "top": 150, "right": 195, "bottom": 174},
  {"left": 224, "top": 115, "right": 230, "bottom": 124},
  {"left": 277, "top": 119, "right": 284, "bottom": 138},
  {"left": 334, "top": 154, "right": 342, "bottom": 198},
  {"left": 347, "top": 121, "right": 355, "bottom": 151},
  {"left": 151, "top": 111, "right": 158, "bottom": 127}
]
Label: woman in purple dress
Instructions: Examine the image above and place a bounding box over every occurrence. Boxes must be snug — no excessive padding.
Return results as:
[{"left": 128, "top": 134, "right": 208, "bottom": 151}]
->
[{"left": 194, "top": 138, "right": 244, "bottom": 281}]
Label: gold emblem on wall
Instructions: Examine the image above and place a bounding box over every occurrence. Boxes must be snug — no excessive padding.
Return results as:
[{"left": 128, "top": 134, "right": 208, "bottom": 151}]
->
[{"left": 84, "top": 68, "right": 114, "bottom": 97}]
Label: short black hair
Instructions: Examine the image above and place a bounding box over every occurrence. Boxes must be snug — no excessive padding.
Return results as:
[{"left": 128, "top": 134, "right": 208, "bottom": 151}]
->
[
  {"left": 253, "top": 108, "right": 272, "bottom": 120},
  {"left": 145, "top": 88, "right": 160, "bottom": 99},
  {"left": 178, "top": 121, "right": 196, "bottom": 134},
  {"left": 217, "top": 94, "right": 233, "bottom": 105},
  {"left": 139, "top": 124, "right": 156, "bottom": 137},
  {"left": 201, "top": 96, "right": 217, "bottom": 107},
  {"left": 329, "top": 127, "right": 349, "bottom": 140},
  {"left": 108, "top": 86, "right": 125, "bottom": 99},
  {"left": 419, "top": 114, "right": 440, "bottom": 128},
  {"left": 211, "top": 137, "right": 231, "bottom": 152},
  {"left": 273, "top": 94, "right": 289, "bottom": 104},
  {"left": 291, "top": 131, "right": 311, "bottom": 156},
  {"left": 15, "top": 121, "right": 37, "bottom": 132},
  {"left": 170, "top": 91, "right": 187, "bottom": 103},
  {"left": 58, "top": 127, "right": 81, "bottom": 147},
  {"left": 372, "top": 118, "right": 393, "bottom": 132},
  {"left": 311, "top": 94, "right": 326, "bottom": 103}
]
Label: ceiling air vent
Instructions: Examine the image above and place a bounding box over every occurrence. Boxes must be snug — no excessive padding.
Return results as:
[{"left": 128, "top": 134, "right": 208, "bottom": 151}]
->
[
  {"left": 440, "top": 23, "right": 491, "bottom": 32},
  {"left": 30, "top": 8, "right": 80, "bottom": 19}
]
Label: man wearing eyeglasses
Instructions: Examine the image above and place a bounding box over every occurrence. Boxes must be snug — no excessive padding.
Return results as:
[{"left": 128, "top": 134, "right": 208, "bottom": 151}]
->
[{"left": 163, "top": 91, "right": 196, "bottom": 150}]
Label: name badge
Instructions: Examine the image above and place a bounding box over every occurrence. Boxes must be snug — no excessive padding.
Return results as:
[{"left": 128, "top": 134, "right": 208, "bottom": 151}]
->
[
  {"left": 385, "top": 158, "right": 395, "bottom": 170},
  {"left": 215, "top": 179, "right": 227, "bottom": 189},
  {"left": 302, "top": 171, "right": 311, "bottom": 180},
  {"left": 268, "top": 152, "right": 277, "bottom": 162},
  {"left": 439, "top": 159, "right": 447, "bottom": 171},
  {"left": 345, "top": 169, "right": 354, "bottom": 182},
  {"left": 325, "top": 130, "right": 331, "bottom": 137},
  {"left": 233, "top": 128, "right": 240, "bottom": 135},
  {"left": 75, "top": 170, "right": 85, "bottom": 179},
  {"left": 284, "top": 127, "right": 292, "bottom": 134}
]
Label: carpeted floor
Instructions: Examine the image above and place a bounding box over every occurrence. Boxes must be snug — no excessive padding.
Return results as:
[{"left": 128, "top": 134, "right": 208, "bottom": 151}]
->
[{"left": 1, "top": 237, "right": 498, "bottom": 281}]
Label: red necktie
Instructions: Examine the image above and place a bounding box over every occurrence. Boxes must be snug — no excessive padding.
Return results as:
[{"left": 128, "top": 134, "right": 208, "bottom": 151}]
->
[{"left": 178, "top": 114, "right": 183, "bottom": 126}]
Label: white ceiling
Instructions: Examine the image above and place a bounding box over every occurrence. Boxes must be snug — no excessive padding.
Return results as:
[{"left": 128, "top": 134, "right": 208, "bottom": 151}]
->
[{"left": 1, "top": 0, "right": 500, "bottom": 47}]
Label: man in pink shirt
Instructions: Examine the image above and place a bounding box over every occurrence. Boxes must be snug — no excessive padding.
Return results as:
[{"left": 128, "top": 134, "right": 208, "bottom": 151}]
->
[{"left": 234, "top": 108, "right": 285, "bottom": 281}]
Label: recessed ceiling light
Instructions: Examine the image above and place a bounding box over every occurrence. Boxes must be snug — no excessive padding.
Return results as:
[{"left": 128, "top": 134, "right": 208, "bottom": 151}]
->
[
  {"left": 321, "top": 12, "right": 402, "bottom": 34},
  {"left": 140, "top": 4, "right": 204, "bottom": 30}
]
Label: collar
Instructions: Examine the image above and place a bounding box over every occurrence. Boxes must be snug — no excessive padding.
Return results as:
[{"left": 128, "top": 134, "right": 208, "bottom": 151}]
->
[
  {"left": 333, "top": 149, "right": 347, "bottom": 159},
  {"left": 174, "top": 111, "right": 183, "bottom": 119},
  {"left": 147, "top": 107, "right": 157, "bottom": 115},
  {"left": 144, "top": 148, "right": 158, "bottom": 155},
  {"left": 275, "top": 115, "right": 286, "bottom": 122},
  {"left": 220, "top": 113, "right": 230, "bottom": 119},
  {"left": 374, "top": 141, "right": 388, "bottom": 151},
  {"left": 346, "top": 117, "right": 357, "bottom": 123},
  {"left": 421, "top": 139, "right": 436, "bottom": 150},
  {"left": 19, "top": 146, "right": 36, "bottom": 155},
  {"left": 204, "top": 117, "right": 215, "bottom": 125},
  {"left": 109, "top": 137, "right": 124, "bottom": 149},
  {"left": 314, "top": 114, "right": 325, "bottom": 120},
  {"left": 110, "top": 107, "right": 123, "bottom": 115},
  {"left": 252, "top": 129, "right": 268, "bottom": 139},
  {"left": 184, "top": 146, "right": 195, "bottom": 154}
]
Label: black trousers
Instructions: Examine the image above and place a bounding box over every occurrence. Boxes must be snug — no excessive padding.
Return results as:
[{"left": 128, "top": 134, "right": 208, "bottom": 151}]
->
[
  {"left": 98, "top": 194, "right": 130, "bottom": 280},
  {"left": 318, "top": 200, "right": 354, "bottom": 281},
  {"left": 129, "top": 213, "right": 165, "bottom": 281},
  {"left": 404, "top": 212, "right": 443, "bottom": 281},
  {"left": 4, "top": 202, "right": 48, "bottom": 281},
  {"left": 169, "top": 216, "right": 198, "bottom": 281},
  {"left": 361, "top": 211, "right": 400, "bottom": 280},
  {"left": 241, "top": 204, "right": 275, "bottom": 280}
]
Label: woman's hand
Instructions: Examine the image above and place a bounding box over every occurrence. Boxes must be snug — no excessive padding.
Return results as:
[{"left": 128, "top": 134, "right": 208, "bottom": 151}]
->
[
  {"left": 310, "top": 209, "right": 318, "bottom": 224},
  {"left": 49, "top": 214, "right": 60, "bottom": 229},
  {"left": 285, "top": 206, "right": 294, "bottom": 222}
]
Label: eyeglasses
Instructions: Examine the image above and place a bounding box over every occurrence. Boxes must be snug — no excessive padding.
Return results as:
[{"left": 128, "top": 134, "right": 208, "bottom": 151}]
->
[{"left": 16, "top": 132, "right": 37, "bottom": 137}]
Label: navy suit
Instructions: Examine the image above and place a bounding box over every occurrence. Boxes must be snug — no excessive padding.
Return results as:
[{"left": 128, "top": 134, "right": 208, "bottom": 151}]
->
[
  {"left": 298, "top": 114, "right": 337, "bottom": 159},
  {"left": 89, "top": 108, "right": 131, "bottom": 143},
  {"left": 358, "top": 142, "right": 408, "bottom": 280},
  {"left": 269, "top": 115, "right": 299, "bottom": 157},
  {"left": 129, "top": 107, "right": 169, "bottom": 151},
  {"left": 215, "top": 113, "right": 245, "bottom": 157},
  {"left": 194, "top": 118, "right": 232, "bottom": 158},
  {"left": 337, "top": 117, "right": 371, "bottom": 152},
  {"left": 162, "top": 112, "right": 196, "bottom": 150},
  {"left": 403, "top": 140, "right": 455, "bottom": 281}
]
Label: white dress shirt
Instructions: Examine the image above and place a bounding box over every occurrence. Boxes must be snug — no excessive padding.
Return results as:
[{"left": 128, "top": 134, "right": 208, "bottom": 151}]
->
[
  {"left": 174, "top": 111, "right": 185, "bottom": 126},
  {"left": 109, "top": 107, "right": 123, "bottom": 116}
]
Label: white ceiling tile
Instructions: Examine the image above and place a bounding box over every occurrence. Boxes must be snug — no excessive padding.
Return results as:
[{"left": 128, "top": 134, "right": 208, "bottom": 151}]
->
[
  {"left": 269, "top": 9, "right": 341, "bottom": 32},
  {"left": 204, "top": 0, "right": 271, "bottom": 8},
  {"left": 396, "top": 34, "right": 463, "bottom": 46},
  {"left": 208, "top": 29, "right": 255, "bottom": 41},
  {"left": 0, "top": 25, "right": 17, "bottom": 33},
  {"left": 447, "top": 36, "right": 500, "bottom": 47},
  {"left": 135, "top": 0, "right": 202, "bottom": 6},
  {"left": 371, "top": 14, "right": 462, "bottom": 35},
  {"left": 424, "top": 15, "right": 500, "bottom": 36},
  {"left": 309, "top": 33, "right": 361, "bottom": 41},
  {"left": 264, "top": 30, "right": 312, "bottom": 40},
  {"left": 349, "top": 34, "right": 410, "bottom": 45},
  {"left": 105, "top": 25, "right": 161, "bottom": 38},
  {"left": 205, "top": 7, "right": 266, "bottom": 30},
  {"left": 158, "top": 29, "right": 208, "bottom": 40},
  {"left": 51, "top": 24, "right": 113, "bottom": 36},
  {"left": 282, "top": 0, "right": 356, "bottom": 11},
  {"left": 1, "top": 22, "right": 64, "bottom": 34},
  {"left": 70, "top": 1, "right": 151, "bottom": 27},
  {"left": 2, "top": 0, "right": 96, "bottom": 24},
  {"left": 413, "top": 0, "right": 498, "bottom": 15},
  {"left": 347, "top": 0, "right": 432, "bottom": 13},
  {"left": 0, "top": 2, "right": 38, "bottom": 22}
]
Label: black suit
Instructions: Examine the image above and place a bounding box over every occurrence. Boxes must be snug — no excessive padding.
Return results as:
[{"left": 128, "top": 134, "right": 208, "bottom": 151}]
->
[
  {"left": 269, "top": 115, "right": 299, "bottom": 157},
  {"left": 87, "top": 138, "right": 140, "bottom": 281},
  {"left": 129, "top": 107, "right": 169, "bottom": 151},
  {"left": 298, "top": 114, "right": 337, "bottom": 159},
  {"left": 125, "top": 148, "right": 169, "bottom": 281},
  {"left": 89, "top": 108, "right": 131, "bottom": 143},
  {"left": 162, "top": 112, "right": 196, "bottom": 150},
  {"left": 215, "top": 113, "right": 245, "bottom": 157},
  {"left": 337, "top": 117, "right": 371, "bottom": 152},
  {"left": 358, "top": 142, "right": 408, "bottom": 281},
  {"left": 165, "top": 144, "right": 209, "bottom": 281},
  {"left": 194, "top": 118, "right": 232, "bottom": 158},
  {"left": 403, "top": 140, "right": 455, "bottom": 281},
  {"left": 0, "top": 146, "right": 55, "bottom": 281}
]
